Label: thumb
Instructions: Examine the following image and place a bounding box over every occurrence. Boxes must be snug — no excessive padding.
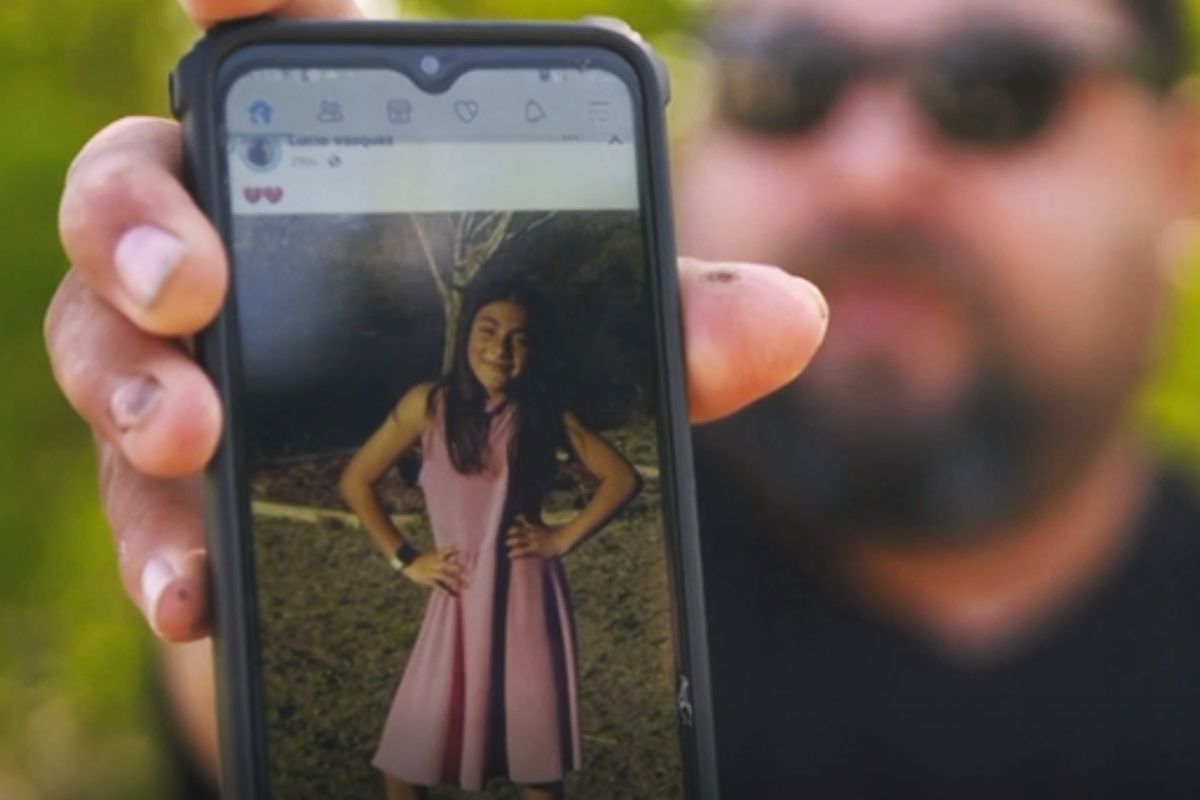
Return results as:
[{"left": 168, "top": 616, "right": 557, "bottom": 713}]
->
[{"left": 679, "top": 257, "right": 828, "bottom": 424}]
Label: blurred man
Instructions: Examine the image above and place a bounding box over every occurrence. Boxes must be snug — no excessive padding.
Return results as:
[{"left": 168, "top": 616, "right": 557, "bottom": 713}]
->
[
  {"left": 678, "top": 0, "right": 1200, "bottom": 796},
  {"left": 44, "top": 0, "right": 1200, "bottom": 797}
]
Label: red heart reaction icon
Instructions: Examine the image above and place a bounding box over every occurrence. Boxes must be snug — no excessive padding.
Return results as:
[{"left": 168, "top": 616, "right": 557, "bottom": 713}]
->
[{"left": 243, "top": 186, "right": 284, "bottom": 205}]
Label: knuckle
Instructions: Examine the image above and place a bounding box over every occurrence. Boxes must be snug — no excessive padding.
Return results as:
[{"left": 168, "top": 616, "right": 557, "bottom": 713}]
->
[
  {"left": 98, "top": 450, "right": 165, "bottom": 547},
  {"left": 96, "top": 440, "right": 122, "bottom": 510},
  {"left": 44, "top": 284, "right": 110, "bottom": 414},
  {"left": 43, "top": 273, "right": 79, "bottom": 354},
  {"left": 67, "top": 118, "right": 162, "bottom": 182},
  {"left": 56, "top": 350, "right": 105, "bottom": 417},
  {"left": 62, "top": 152, "right": 165, "bottom": 238}
]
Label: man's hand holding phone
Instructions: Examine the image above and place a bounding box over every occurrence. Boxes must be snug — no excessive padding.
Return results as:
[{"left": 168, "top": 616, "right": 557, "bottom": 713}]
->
[{"left": 48, "top": 0, "right": 827, "bottom": 653}]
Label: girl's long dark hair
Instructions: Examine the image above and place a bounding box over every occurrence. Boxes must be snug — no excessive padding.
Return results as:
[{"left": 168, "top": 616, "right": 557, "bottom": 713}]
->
[{"left": 429, "top": 276, "right": 567, "bottom": 517}]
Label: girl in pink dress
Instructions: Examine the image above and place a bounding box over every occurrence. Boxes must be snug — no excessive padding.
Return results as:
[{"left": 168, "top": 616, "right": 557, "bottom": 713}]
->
[{"left": 340, "top": 278, "right": 642, "bottom": 800}]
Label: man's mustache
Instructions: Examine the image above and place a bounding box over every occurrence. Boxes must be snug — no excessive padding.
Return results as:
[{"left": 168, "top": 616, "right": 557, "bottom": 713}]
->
[{"left": 788, "top": 223, "right": 991, "bottom": 298}]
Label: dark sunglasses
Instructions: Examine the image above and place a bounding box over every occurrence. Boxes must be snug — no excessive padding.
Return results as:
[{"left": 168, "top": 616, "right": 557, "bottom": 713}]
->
[{"left": 706, "top": 20, "right": 1170, "bottom": 148}]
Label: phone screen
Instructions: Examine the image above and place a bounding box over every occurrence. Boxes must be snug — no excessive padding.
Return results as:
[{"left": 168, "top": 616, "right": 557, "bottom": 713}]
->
[{"left": 216, "top": 44, "right": 698, "bottom": 798}]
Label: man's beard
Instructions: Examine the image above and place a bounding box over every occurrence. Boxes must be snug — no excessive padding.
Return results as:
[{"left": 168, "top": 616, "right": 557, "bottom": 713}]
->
[
  {"left": 696, "top": 367, "right": 1050, "bottom": 541},
  {"left": 694, "top": 223, "right": 1135, "bottom": 545}
]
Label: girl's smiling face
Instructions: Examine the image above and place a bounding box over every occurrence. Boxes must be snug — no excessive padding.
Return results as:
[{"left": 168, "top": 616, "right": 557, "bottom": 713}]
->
[{"left": 467, "top": 300, "right": 530, "bottom": 397}]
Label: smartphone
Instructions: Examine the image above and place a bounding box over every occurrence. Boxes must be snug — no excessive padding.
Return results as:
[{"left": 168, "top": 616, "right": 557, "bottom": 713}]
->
[{"left": 171, "top": 18, "right": 716, "bottom": 799}]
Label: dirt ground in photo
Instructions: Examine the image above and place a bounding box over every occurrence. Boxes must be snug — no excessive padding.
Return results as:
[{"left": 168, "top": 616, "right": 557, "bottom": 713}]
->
[{"left": 250, "top": 419, "right": 684, "bottom": 799}]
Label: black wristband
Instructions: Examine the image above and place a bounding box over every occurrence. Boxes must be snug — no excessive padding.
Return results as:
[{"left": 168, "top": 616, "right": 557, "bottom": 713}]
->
[{"left": 394, "top": 542, "right": 421, "bottom": 567}]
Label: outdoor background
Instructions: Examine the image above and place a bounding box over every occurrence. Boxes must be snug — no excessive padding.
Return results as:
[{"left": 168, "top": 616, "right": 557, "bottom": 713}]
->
[{"left": 4, "top": 1, "right": 1200, "bottom": 798}]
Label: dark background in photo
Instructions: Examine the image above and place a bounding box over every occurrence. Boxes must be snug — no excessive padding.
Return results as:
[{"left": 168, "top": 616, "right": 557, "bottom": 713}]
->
[{"left": 232, "top": 210, "right": 653, "bottom": 461}]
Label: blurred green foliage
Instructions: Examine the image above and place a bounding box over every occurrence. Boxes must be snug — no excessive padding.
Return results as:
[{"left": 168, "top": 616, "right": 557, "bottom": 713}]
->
[
  {"left": 3, "top": 0, "right": 1200, "bottom": 798},
  {"left": 0, "top": 2, "right": 191, "bottom": 798}
]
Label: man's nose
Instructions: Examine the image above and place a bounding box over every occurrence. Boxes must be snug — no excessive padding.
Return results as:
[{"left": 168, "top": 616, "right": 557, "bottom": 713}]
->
[{"left": 811, "top": 81, "right": 946, "bottom": 219}]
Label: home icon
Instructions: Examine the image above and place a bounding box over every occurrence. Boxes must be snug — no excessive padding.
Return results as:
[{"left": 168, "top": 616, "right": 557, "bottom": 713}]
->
[{"left": 249, "top": 100, "right": 274, "bottom": 125}]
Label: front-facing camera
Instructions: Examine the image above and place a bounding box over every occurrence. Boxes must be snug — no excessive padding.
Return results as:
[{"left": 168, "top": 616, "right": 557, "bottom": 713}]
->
[{"left": 419, "top": 55, "right": 441, "bottom": 76}]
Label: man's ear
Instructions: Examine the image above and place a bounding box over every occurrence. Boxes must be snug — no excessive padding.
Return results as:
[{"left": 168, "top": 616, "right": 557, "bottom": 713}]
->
[
  {"left": 1153, "top": 80, "right": 1200, "bottom": 281},
  {"left": 1162, "top": 77, "right": 1200, "bottom": 219}
]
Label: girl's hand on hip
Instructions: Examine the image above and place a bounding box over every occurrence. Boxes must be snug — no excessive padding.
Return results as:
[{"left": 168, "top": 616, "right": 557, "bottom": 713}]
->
[
  {"left": 506, "top": 515, "right": 568, "bottom": 559},
  {"left": 402, "top": 547, "right": 467, "bottom": 595},
  {"left": 44, "top": 0, "right": 829, "bottom": 642}
]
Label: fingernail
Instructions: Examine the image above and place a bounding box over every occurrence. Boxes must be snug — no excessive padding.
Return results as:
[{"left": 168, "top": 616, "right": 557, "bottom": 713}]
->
[
  {"left": 140, "top": 549, "right": 205, "bottom": 639},
  {"left": 799, "top": 278, "right": 829, "bottom": 322},
  {"left": 110, "top": 375, "right": 162, "bottom": 430},
  {"left": 114, "top": 225, "right": 187, "bottom": 308},
  {"left": 141, "top": 555, "right": 177, "bottom": 637}
]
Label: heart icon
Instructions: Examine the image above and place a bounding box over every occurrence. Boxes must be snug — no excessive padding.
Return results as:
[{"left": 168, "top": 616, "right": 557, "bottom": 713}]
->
[
  {"left": 453, "top": 100, "right": 480, "bottom": 123},
  {"left": 264, "top": 187, "right": 283, "bottom": 204},
  {"left": 244, "top": 186, "right": 263, "bottom": 204}
]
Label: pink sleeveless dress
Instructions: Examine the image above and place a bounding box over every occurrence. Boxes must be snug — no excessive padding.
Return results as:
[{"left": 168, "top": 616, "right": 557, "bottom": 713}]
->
[{"left": 372, "top": 400, "right": 582, "bottom": 790}]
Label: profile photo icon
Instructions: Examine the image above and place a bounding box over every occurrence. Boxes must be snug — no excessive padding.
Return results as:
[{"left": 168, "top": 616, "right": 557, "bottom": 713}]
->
[{"left": 240, "top": 135, "right": 282, "bottom": 172}]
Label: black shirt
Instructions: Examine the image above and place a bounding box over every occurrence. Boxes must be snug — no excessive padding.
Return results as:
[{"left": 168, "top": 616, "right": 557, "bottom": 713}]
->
[{"left": 698, "top": 464, "right": 1200, "bottom": 799}]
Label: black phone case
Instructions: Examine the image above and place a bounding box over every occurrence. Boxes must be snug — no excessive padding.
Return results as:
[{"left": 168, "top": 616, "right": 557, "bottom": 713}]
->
[{"left": 172, "top": 16, "right": 717, "bottom": 800}]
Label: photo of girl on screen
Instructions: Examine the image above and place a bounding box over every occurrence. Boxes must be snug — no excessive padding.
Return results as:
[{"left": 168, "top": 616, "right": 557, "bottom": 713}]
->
[{"left": 338, "top": 275, "right": 642, "bottom": 800}]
